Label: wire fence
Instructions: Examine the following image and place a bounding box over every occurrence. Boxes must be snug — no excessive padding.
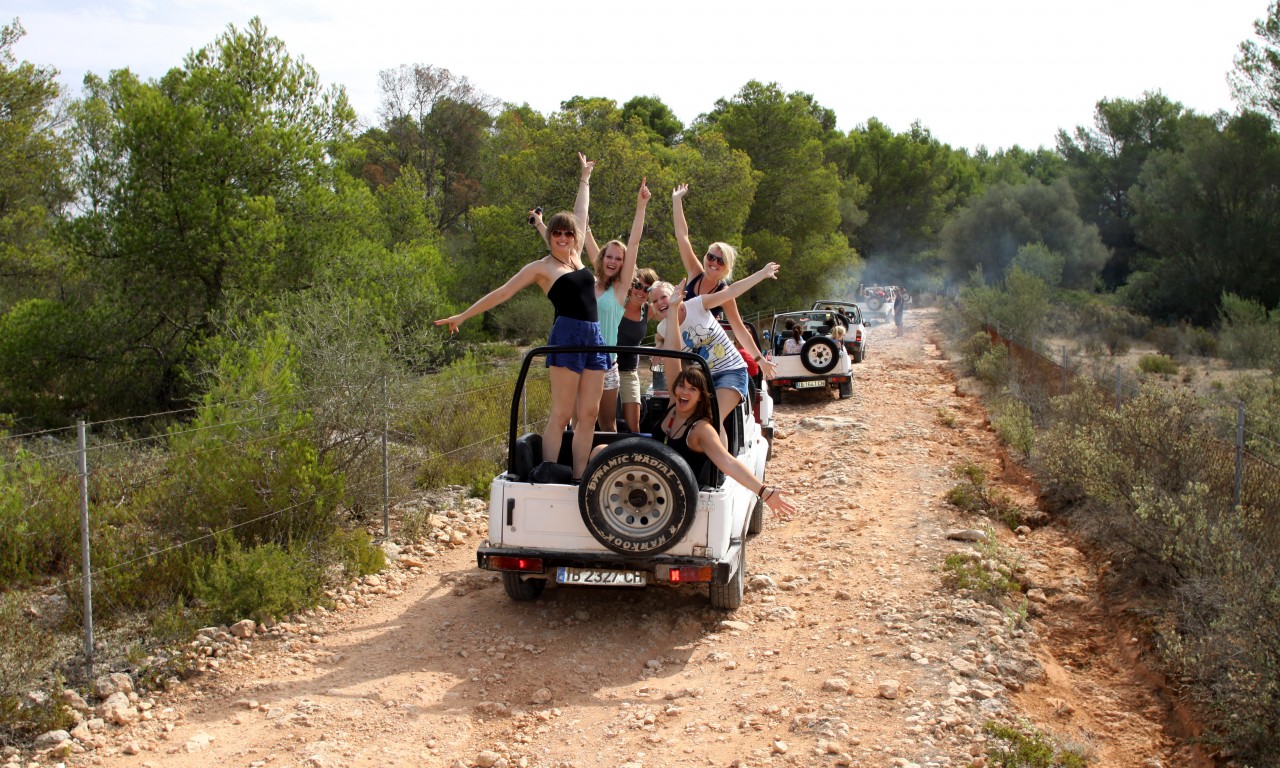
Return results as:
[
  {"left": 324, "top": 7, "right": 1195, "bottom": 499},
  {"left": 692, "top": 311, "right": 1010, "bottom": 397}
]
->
[
  {"left": 981, "top": 321, "right": 1280, "bottom": 516},
  {"left": 0, "top": 356, "right": 579, "bottom": 679}
]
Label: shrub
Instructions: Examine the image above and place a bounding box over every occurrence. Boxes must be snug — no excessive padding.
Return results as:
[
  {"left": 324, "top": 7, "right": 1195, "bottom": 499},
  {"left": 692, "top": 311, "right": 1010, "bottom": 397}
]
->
[
  {"left": 328, "top": 527, "right": 385, "bottom": 578},
  {"left": 983, "top": 721, "right": 1089, "bottom": 768},
  {"left": 946, "top": 463, "right": 1025, "bottom": 529},
  {"left": 491, "top": 292, "right": 554, "bottom": 344},
  {"left": 974, "top": 343, "right": 1011, "bottom": 389},
  {"left": 1137, "top": 354, "right": 1179, "bottom": 376},
  {"left": 189, "top": 533, "right": 325, "bottom": 625},
  {"left": 0, "top": 442, "right": 80, "bottom": 587},
  {"left": 154, "top": 328, "right": 345, "bottom": 552},
  {"left": 1218, "top": 293, "right": 1280, "bottom": 370},
  {"left": 941, "top": 530, "right": 1023, "bottom": 605},
  {"left": 991, "top": 397, "right": 1035, "bottom": 456}
]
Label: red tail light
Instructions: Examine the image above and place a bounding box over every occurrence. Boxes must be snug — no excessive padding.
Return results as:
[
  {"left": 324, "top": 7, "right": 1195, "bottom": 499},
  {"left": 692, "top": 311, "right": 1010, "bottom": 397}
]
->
[
  {"left": 488, "top": 556, "right": 543, "bottom": 572},
  {"left": 663, "top": 566, "right": 713, "bottom": 583}
]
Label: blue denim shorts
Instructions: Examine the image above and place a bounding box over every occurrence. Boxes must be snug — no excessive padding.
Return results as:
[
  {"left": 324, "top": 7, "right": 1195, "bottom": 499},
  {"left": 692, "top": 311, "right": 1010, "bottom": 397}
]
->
[
  {"left": 545, "top": 317, "right": 610, "bottom": 373},
  {"left": 711, "top": 366, "right": 750, "bottom": 404}
]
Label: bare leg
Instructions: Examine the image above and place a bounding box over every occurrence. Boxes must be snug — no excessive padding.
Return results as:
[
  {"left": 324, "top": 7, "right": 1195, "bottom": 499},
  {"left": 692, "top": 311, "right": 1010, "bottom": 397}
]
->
[
  {"left": 714, "top": 387, "right": 742, "bottom": 447},
  {"left": 572, "top": 369, "right": 606, "bottom": 478},
  {"left": 622, "top": 402, "right": 641, "bottom": 433},
  {"left": 544, "top": 366, "right": 581, "bottom": 465},
  {"left": 597, "top": 387, "right": 619, "bottom": 432}
]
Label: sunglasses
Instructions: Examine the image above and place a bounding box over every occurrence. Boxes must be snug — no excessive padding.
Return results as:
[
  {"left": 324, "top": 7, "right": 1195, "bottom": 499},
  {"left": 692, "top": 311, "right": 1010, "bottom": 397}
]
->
[
  {"left": 631, "top": 280, "right": 651, "bottom": 292},
  {"left": 705, "top": 252, "right": 726, "bottom": 266},
  {"left": 549, "top": 228, "right": 575, "bottom": 238}
]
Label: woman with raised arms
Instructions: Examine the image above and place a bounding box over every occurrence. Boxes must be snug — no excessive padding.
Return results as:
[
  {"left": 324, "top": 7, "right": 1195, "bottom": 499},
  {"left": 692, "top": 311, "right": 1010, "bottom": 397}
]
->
[{"left": 435, "top": 153, "right": 604, "bottom": 482}]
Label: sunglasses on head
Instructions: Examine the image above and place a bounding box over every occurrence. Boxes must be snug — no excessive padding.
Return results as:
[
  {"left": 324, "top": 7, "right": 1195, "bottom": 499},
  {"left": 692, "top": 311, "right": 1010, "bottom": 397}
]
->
[
  {"left": 705, "top": 251, "right": 726, "bottom": 266},
  {"left": 550, "top": 228, "right": 575, "bottom": 238}
]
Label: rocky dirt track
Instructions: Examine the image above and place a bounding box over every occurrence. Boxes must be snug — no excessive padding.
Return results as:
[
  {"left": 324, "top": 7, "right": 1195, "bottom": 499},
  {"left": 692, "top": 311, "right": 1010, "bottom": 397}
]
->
[{"left": 54, "top": 309, "right": 1208, "bottom": 768}]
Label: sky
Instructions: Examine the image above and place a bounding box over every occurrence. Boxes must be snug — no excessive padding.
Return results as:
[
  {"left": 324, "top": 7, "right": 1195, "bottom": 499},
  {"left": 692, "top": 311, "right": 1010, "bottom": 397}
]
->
[{"left": 10, "top": 0, "right": 1269, "bottom": 153}]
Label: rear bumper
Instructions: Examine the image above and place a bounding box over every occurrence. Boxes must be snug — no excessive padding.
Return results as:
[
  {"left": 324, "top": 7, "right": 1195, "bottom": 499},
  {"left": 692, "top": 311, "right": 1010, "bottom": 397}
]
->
[{"left": 477, "top": 541, "right": 737, "bottom": 585}]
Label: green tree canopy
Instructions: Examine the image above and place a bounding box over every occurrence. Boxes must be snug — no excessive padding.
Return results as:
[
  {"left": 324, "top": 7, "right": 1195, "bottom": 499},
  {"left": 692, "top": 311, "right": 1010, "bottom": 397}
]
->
[
  {"left": 54, "top": 17, "right": 357, "bottom": 412},
  {"left": 1057, "top": 92, "right": 1186, "bottom": 287},
  {"left": 839, "top": 118, "right": 980, "bottom": 265},
  {"left": 700, "top": 81, "right": 841, "bottom": 244},
  {"left": 939, "top": 179, "right": 1108, "bottom": 290},
  {"left": 1231, "top": 1, "right": 1280, "bottom": 124},
  {"left": 1127, "top": 111, "right": 1280, "bottom": 324},
  {"left": 0, "top": 18, "right": 72, "bottom": 308}
]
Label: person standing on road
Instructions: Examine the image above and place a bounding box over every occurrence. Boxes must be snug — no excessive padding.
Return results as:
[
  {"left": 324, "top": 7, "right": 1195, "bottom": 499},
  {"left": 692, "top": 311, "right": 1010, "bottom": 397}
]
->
[{"left": 894, "top": 288, "right": 908, "bottom": 337}]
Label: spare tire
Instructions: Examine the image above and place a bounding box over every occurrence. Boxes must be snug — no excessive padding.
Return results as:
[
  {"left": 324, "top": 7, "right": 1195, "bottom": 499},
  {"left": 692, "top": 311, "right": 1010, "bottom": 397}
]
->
[
  {"left": 800, "top": 337, "right": 839, "bottom": 374},
  {"left": 868, "top": 295, "right": 884, "bottom": 311},
  {"left": 579, "top": 438, "right": 698, "bottom": 554}
]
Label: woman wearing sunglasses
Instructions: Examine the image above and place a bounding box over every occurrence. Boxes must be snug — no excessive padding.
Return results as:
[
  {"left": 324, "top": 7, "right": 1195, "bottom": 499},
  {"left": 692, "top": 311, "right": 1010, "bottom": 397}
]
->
[
  {"left": 650, "top": 261, "right": 782, "bottom": 441},
  {"left": 435, "top": 153, "right": 606, "bottom": 482},
  {"left": 617, "top": 267, "right": 658, "bottom": 432},
  {"left": 671, "top": 184, "right": 779, "bottom": 387},
  {"left": 536, "top": 180, "right": 652, "bottom": 432}
]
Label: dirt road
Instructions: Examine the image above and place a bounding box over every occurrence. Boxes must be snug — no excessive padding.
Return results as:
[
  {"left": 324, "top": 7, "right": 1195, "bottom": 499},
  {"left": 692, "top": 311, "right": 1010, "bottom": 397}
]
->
[{"left": 67, "top": 309, "right": 1203, "bottom": 768}]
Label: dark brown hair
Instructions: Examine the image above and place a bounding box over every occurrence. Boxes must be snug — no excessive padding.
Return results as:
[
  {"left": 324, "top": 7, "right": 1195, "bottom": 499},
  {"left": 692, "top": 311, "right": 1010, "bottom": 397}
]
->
[
  {"left": 671, "top": 367, "right": 715, "bottom": 427},
  {"left": 543, "top": 212, "right": 581, "bottom": 251}
]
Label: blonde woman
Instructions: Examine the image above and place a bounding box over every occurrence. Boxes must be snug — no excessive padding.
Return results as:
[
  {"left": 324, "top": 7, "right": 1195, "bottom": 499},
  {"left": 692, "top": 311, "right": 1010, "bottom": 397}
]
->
[{"left": 672, "top": 184, "right": 779, "bottom": 384}]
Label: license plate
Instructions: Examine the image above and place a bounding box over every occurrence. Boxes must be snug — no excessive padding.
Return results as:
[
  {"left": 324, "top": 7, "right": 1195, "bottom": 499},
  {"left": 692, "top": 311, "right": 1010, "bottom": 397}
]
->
[
  {"left": 795, "top": 380, "right": 826, "bottom": 389},
  {"left": 556, "top": 567, "right": 646, "bottom": 586}
]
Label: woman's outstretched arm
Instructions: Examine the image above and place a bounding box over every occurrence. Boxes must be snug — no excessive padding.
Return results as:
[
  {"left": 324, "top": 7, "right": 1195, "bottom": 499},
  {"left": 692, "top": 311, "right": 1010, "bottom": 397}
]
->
[{"left": 688, "top": 421, "right": 796, "bottom": 514}]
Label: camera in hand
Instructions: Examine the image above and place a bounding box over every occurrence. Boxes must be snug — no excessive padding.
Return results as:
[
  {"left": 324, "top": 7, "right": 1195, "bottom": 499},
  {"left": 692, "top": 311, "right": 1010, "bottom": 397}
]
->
[{"left": 527, "top": 206, "right": 543, "bottom": 225}]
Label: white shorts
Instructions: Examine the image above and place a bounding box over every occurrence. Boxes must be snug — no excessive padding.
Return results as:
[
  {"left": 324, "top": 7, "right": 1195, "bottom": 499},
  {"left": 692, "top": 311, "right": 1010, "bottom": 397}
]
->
[{"left": 603, "top": 364, "right": 620, "bottom": 391}]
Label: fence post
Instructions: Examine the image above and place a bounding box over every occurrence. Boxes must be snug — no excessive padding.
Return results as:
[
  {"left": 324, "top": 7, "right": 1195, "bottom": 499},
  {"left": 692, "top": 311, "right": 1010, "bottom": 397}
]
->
[
  {"left": 1234, "top": 403, "right": 1245, "bottom": 510},
  {"left": 1115, "top": 365, "right": 1122, "bottom": 410},
  {"left": 382, "top": 377, "right": 389, "bottom": 539},
  {"left": 77, "top": 420, "right": 93, "bottom": 678}
]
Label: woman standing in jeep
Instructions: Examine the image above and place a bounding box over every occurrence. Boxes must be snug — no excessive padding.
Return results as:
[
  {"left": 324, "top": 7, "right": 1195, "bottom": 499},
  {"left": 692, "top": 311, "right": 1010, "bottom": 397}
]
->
[{"left": 435, "top": 153, "right": 605, "bottom": 482}]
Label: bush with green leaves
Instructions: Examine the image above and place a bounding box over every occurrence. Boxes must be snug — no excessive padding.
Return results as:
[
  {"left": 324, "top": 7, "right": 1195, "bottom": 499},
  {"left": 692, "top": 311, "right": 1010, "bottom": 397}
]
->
[
  {"left": 983, "top": 721, "right": 1089, "bottom": 768},
  {"left": 1137, "top": 354, "right": 1179, "bottom": 376},
  {"left": 991, "top": 396, "right": 1035, "bottom": 457},
  {"left": 189, "top": 532, "right": 326, "bottom": 625},
  {"left": 329, "top": 527, "right": 386, "bottom": 578},
  {"left": 1218, "top": 292, "right": 1280, "bottom": 370},
  {"left": 945, "top": 463, "right": 1025, "bottom": 529},
  {"left": 941, "top": 528, "right": 1023, "bottom": 606},
  {"left": 0, "top": 441, "right": 80, "bottom": 588},
  {"left": 152, "top": 327, "right": 345, "bottom": 550},
  {"left": 401, "top": 352, "right": 551, "bottom": 496}
]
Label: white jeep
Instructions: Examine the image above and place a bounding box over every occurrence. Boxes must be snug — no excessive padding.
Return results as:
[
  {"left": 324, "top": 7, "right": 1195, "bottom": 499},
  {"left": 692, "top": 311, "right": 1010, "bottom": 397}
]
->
[
  {"left": 765, "top": 310, "right": 854, "bottom": 403},
  {"left": 476, "top": 346, "right": 774, "bottom": 610}
]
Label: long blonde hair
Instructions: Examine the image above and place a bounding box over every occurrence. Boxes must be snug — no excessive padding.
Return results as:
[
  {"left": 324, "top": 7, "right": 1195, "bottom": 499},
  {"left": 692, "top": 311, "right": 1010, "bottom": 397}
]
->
[{"left": 592, "top": 239, "right": 626, "bottom": 289}]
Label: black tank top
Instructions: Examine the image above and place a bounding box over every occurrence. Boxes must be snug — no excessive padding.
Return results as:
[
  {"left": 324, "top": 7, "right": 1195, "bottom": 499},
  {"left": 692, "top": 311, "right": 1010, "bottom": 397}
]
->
[
  {"left": 615, "top": 305, "right": 648, "bottom": 371},
  {"left": 660, "top": 407, "right": 708, "bottom": 479},
  {"left": 546, "top": 266, "right": 598, "bottom": 322},
  {"left": 685, "top": 272, "right": 727, "bottom": 321}
]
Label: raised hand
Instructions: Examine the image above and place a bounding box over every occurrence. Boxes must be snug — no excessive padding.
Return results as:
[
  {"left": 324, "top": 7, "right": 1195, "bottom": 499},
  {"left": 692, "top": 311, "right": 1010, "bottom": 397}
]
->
[
  {"left": 672, "top": 183, "right": 689, "bottom": 202},
  {"left": 758, "top": 262, "right": 781, "bottom": 280},
  {"left": 638, "top": 177, "right": 651, "bottom": 203},
  {"left": 434, "top": 315, "right": 463, "bottom": 334},
  {"left": 578, "top": 152, "right": 596, "bottom": 180}
]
